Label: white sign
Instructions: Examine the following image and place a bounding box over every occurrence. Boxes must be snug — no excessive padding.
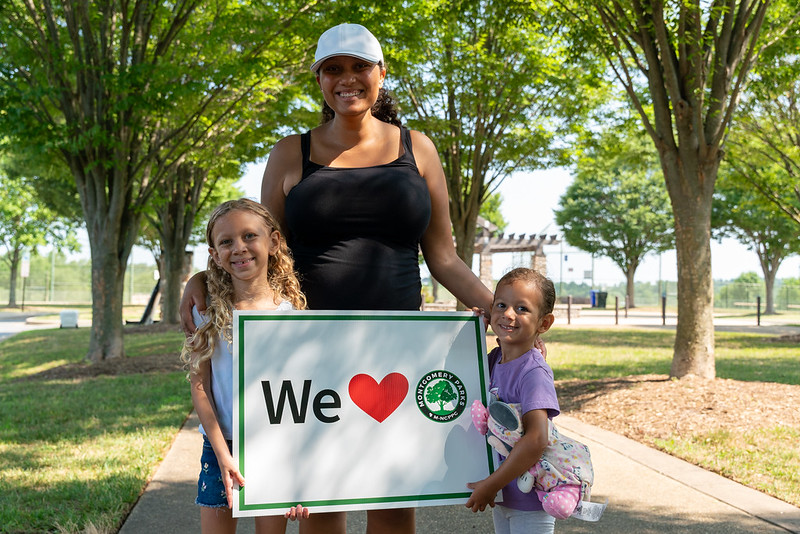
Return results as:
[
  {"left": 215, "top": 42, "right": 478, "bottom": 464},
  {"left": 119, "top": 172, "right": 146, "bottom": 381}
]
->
[
  {"left": 232, "top": 311, "right": 495, "bottom": 517},
  {"left": 20, "top": 253, "right": 30, "bottom": 279}
]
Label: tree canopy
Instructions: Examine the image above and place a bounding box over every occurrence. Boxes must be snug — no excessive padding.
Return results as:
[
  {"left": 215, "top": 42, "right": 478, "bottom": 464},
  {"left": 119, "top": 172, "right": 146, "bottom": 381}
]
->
[
  {"left": 0, "top": 167, "right": 80, "bottom": 306},
  {"left": 385, "top": 0, "right": 606, "bottom": 267},
  {"left": 712, "top": 166, "right": 800, "bottom": 313},
  {"left": 725, "top": 8, "right": 800, "bottom": 228},
  {"left": 0, "top": 0, "right": 318, "bottom": 361}
]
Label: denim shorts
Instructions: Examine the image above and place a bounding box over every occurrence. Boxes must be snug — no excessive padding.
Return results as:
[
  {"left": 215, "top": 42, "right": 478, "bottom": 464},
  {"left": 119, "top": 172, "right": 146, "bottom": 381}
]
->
[{"left": 196, "top": 434, "right": 232, "bottom": 508}]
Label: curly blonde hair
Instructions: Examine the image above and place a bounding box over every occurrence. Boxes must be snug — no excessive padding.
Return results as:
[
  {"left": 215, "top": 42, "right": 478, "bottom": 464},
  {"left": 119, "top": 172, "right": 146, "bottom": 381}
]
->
[{"left": 181, "top": 199, "right": 306, "bottom": 376}]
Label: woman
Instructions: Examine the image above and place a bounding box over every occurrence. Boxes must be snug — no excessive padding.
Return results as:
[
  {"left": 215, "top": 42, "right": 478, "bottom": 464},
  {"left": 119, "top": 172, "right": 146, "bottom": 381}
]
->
[{"left": 182, "top": 23, "right": 494, "bottom": 534}]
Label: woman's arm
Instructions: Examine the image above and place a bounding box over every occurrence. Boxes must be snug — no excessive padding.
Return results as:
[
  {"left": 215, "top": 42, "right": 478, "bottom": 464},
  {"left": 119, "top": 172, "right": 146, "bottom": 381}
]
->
[
  {"left": 465, "top": 409, "right": 549, "bottom": 512},
  {"left": 412, "top": 130, "right": 494, "bottom": 311},
  {"left": 260, "top": 135, "right": 302, "bottom": 231},
  {"left": 190, "top": 360, "right": 244, "bottom": 509},
  {"left": 179, "top": 272, "right": 208, "bottom": 336}
]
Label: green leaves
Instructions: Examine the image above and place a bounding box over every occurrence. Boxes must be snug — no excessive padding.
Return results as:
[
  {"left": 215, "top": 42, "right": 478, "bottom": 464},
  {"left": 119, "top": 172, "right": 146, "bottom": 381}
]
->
[
  {"left": 0, "top": 168, "right": 79, "bottom": 260},
  {"left": 376, "top": 0, "right": 608, "bottom": 262}
]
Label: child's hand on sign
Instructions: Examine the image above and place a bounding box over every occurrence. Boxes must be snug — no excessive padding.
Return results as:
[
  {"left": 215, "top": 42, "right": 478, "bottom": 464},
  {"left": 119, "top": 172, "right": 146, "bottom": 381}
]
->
[
  {"left": 465, "top": 478, "right": 498, "bottom": 512},
  {"left": 218, "top": 456, "right": 245, "bottom": 509}
]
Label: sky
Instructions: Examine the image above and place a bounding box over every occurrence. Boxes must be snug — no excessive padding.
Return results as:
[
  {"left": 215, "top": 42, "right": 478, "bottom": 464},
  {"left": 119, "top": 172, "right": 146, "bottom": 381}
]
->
[{"left": 184, "top": 160, "right": 798, "bottom": 288}]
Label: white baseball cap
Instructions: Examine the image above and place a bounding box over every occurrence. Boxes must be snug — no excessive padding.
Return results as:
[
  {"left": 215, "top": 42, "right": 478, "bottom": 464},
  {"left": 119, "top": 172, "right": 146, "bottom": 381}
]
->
[{"left": 310, "top": 23, "right": 383, "bottom": 73}]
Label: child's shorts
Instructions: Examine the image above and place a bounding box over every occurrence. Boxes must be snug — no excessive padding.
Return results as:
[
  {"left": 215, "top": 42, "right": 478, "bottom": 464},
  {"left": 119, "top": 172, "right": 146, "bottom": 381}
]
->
[{"left": 196, "top": 434, "right": 232, "bottom": 508}]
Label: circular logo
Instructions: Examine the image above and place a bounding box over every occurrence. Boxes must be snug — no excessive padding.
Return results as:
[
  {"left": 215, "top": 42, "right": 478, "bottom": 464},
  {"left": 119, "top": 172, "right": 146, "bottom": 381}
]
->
[{"left": 415, "top": 370, "right": 467, "bottom": 423}]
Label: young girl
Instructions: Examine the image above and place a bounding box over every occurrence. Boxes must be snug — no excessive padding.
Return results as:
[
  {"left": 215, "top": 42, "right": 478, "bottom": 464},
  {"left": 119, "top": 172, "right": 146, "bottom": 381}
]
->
[
  {"left": 466, "top": 268, "right": 592, "bottom": 534},
  {"left": 181, "top": 198, "right": 308, "bottom": 533}
]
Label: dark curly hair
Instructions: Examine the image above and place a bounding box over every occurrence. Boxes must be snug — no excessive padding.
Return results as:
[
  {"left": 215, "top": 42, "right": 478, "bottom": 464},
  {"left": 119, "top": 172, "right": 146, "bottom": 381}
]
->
[{"left": 321, "top": 86, "right": 402, "bottom": 127}]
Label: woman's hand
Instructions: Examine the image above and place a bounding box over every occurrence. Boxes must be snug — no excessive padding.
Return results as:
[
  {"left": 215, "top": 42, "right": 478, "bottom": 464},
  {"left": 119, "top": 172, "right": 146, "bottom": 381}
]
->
[
  {"left": 535, "top": 337, "right": 547, "bottom": 359},
  {"left": 180, "top": 271, "right": 208, "bottom": 337},
  {"left": 285, "top": 504, "right": 310, "bottom": 521}
]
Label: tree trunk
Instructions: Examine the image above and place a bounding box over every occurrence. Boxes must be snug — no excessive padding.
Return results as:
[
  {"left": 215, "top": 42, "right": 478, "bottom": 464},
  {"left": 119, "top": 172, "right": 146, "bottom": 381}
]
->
[
  {"left": 666, "top": 156, "right": 716, "bottom": 379},
  {"left": 452, "top": 213, "right": 478, "bottom": 311},
  {"left": 625, "top": 268, "right": 636, "bottom": 309},
  {"left": 81, "top": 189, "right": 139, "bottom": 362},
  {"left": 154, "top": 163, "right": 207, "bottom": 324},
  {"left": 762, "top": 257, "right": 779, "bottom": 315},
  {"left": 453, "top": 218, "right": 477, "bottom": 270},
  {"left": 86, "top": 243, "right": 128, "bottom": 362},
  {"left": 160, "top": 244, "right": 189, "bottom": 324},
  {"left": 7, "top": 246, "right": 20, "bottom": 307}
]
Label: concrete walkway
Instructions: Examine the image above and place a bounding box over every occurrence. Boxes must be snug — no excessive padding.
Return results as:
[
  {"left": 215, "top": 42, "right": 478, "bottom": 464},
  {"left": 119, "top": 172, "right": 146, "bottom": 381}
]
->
[{"left": 0, "top": 311, "right": 57, "bottom": 342}]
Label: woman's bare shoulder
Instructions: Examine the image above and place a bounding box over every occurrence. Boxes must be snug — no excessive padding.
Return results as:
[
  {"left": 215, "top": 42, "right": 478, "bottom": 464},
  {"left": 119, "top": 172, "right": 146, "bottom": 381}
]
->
[
  {"left": 408, "top": 129, "right": 442, "bottom": 175},
  {"left": 262, "top": 134, "right": 304, "bottom": 202},
  {"left": 408, "top": 128, "right": 434, "bottom": 144},
  {"left": 269, "top": 134, "right": 302, "bottom": 161}
]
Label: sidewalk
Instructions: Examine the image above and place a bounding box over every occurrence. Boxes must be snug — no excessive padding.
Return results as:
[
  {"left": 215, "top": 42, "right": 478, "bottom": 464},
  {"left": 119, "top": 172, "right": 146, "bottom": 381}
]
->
[{"left": 119, "top": 410, "right": 800, "bottom": 534}]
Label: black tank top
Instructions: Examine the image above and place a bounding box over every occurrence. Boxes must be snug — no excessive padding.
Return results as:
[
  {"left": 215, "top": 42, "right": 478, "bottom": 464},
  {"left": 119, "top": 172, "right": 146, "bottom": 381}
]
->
[{"left": 284, "top": 127, "right": 432, "bottom": 310}]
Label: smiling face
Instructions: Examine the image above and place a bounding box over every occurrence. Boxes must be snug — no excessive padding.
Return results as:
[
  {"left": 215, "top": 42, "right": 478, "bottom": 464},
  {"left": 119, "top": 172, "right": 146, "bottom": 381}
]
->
[
  {"left": 209, "top": 209, "right": 279, "bottom": 284},
  {"left": 490, "top": 279, "right": 554, "bottom": 361},
  {"left": 316, "top": 55, "right": 386, "bottom": 118}
]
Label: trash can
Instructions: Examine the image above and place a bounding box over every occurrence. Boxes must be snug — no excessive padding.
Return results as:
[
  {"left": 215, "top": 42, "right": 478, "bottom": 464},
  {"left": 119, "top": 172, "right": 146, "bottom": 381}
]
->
[
  {"left": 590, "top": 290, "right": 597, "bottom": 308},
  {"left": 60, "top": 309, "right": 79, "bottom": 328},
  {"left": 597, "top": 292, "right": 608, "bottom": 309}
]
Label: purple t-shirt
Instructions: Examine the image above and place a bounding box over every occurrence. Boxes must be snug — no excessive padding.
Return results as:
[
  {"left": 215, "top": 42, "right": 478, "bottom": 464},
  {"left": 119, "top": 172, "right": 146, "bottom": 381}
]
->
[{"left": 489, "top": 346, "right": 560, "bottom": 511}]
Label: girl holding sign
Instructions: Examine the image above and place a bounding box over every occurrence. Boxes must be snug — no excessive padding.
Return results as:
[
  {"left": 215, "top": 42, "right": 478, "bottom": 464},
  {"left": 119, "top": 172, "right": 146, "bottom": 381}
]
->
[{"left": 181, "top": 199, "right": 309, "bottom": 533}]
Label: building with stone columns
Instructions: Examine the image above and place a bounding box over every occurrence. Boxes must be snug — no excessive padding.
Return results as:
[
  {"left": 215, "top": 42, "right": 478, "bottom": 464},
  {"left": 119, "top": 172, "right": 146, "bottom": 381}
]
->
[{"left": 473, "top": 217, "right": 559, "bottom": 290}]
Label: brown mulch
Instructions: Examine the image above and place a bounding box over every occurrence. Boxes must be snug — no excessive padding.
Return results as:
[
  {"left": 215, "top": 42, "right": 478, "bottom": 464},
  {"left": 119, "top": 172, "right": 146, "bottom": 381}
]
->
[
  {"left": 772, "top": 333, "right": 800, "bottom": 343},
  {"left": 19, "top": 352, "right": 185, "bottom": 381},
  {"left": 123, "top": 322, "right": 184, "bottom": 335},
  {"left": 556, "top": 373, "right": 800, "bottom": 445}
]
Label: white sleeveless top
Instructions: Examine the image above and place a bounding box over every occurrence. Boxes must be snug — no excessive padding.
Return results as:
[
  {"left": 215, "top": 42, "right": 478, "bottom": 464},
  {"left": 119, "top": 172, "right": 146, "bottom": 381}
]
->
[{"left": 193, "top": 301, "right": 294, "bottom": 440}]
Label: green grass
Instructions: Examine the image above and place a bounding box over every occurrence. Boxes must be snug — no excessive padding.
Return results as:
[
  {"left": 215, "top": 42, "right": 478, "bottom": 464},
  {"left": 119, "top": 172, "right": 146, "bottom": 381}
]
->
[
  {"left": 1, "top": 325, "right": 798, "bottom": 531},
  {"left": 655, "top": 426, "right": 800, "bottom": 507},
  {"left": 0, "top": 327, "right": 189, "bottom": 533},
  {"left": 543, "top": 329, "right": 675, "bottom": 380}
]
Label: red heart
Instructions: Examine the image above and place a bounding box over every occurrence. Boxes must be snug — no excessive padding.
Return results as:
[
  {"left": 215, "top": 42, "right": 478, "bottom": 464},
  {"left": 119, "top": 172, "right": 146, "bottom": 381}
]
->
[{"left": 348, "top": 373, "right": 409, "bottom": 423}]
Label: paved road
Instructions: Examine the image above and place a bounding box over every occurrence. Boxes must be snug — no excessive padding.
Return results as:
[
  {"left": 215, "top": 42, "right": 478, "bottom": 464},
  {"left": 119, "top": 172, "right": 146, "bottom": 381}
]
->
[{"left": 0, "top": 312, "right": 56, "bottom": 342}]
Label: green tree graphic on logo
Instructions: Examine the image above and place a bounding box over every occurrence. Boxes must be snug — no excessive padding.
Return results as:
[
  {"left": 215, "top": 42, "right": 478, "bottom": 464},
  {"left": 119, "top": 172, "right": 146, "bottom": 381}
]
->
[{"left": 426, "top": 379, "right": 457, "bottom": 414}]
